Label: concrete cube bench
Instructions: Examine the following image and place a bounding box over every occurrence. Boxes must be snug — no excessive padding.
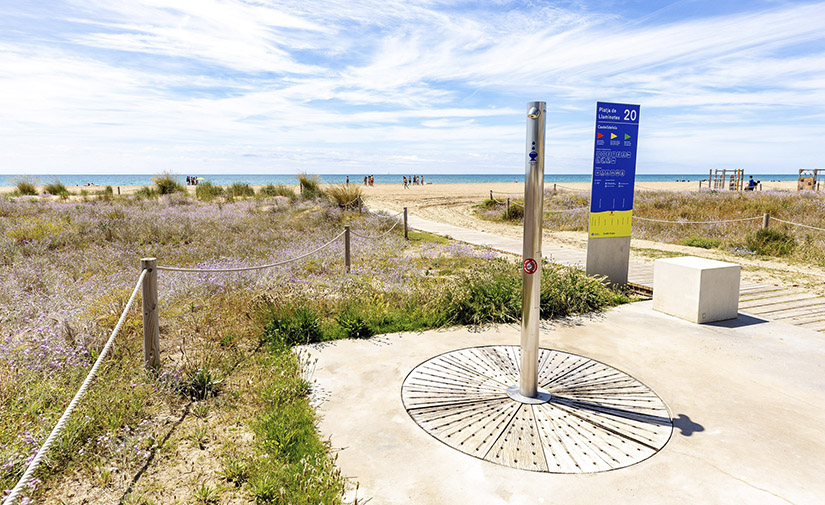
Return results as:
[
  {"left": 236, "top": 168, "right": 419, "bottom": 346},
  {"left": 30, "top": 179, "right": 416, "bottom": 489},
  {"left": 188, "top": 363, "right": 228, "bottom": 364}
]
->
[{"left": 652, "top": 256, "right": 741, "bottom": 324}]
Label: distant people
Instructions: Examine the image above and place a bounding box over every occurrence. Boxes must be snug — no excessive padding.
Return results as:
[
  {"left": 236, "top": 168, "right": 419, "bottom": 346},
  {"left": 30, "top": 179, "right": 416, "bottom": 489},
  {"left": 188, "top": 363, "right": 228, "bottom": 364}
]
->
[
  {"left": 420, "top": 175, "right": 424, "bottom": 185},
  {"left": 364, "top": 176, "right": 368, "bottom": 185},
  {"left": 369, "top": 175, "right": 374, "bottom": 186},
  {"left": 403, "top": 176, "right": 408, "bottom": 188},
  {"left": 346, "top": 176, "right": 349, "bottom": 185},
  {"left": 746, "top": 176, "right": 756, "bottom": 191}
]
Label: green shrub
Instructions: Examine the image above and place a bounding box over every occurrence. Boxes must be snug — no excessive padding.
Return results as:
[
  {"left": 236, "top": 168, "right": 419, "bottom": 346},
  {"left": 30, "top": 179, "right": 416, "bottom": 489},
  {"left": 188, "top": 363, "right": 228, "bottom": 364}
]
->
[
  {"left": 260, "top": 184, "right": 296, "bottom": 199},
  {"left": 135, "top": 186, "right": 159, "bottom": 199},
  {"left": 14, "top": 176, "right": 38, "bottom": 196},
  {"left": 479, "top": 198, "right": 499, "bottom": 209},
  {"left": 297, "top": 173, "right": 323, "bottom": 199},
  {"left": 179, "top": 367, "right": 222, "bottom": 401},
  {"left": 326, "top": 184, "right": 362, "bottom": 209},
  {"left": 229, "top": 182, "right": 254, "bottom": 197},
  {"left": 336, "top": 305, "right": 374, "bottom": 339},
  {"left": 262, "top": 307, "right": 322, "bottom": 347},
  {"left": 445, "top": 262, "right": 521, "bottom": 325},
  {"left": 44, "top": 180, "right": 69, "bottom": 198},
  {"left": 745, "top": 228, "right": 797, "bottom": 256},
  {"left": 444, "top": 260, "right": 629, "bottom": 325},
  {"left": 682, "top": 236, "right": 721, "bottom": 249},
  {"left": 195, "top": 181, "right": 224, "bottom": 201},
  {"left": 502, "top": 201, "right": 524, "bottom": 220},
  {"left": 151, "top": 171, "right": 185, "bottom": 195}
]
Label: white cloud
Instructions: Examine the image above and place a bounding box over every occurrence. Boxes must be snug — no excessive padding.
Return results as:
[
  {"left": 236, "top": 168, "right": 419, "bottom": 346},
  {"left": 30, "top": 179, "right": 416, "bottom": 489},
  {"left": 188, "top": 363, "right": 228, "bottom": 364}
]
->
[{"left": 1, "top": 0, "right": 824, "bottom": 174}]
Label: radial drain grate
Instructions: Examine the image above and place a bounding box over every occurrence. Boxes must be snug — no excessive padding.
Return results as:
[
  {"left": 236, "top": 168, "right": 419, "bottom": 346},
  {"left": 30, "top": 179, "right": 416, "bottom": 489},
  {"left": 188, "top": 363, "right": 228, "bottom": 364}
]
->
[{"left": 401, "top": 345, "right": 673, "bottom": 473}]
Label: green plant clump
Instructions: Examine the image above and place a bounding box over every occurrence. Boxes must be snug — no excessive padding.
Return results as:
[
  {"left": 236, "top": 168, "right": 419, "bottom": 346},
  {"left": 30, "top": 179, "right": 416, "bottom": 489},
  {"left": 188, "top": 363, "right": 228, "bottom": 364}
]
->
[
  {"left": 229, "top": 182, "right": 255, "bottom": 197},
  {"left": 44, "top": 180, "right": 70, "bottom": 198},
  {"left": 326, "top": 184, "right": 362, "bottom": 209},
  {"left": 261, "top": 259, "right": 629, "bottom": 346},
  {"left": 14, "top": 176, "right": 38, "bottom": 196},
  {"left": 195, "top": 181, "right": 224, "bottom": 201},
  {"left": 297, "top": 173, "right": 324, "bottom": 199},
  {"left": 262, "top": 307, "right": 323, "bottom": 347},
  {"left": 502, "top": 202, "right": 524, "bottom": 221},
  {"left": 682, "top": 236, "right": 721, "bottom": 249},
  {"left": 259, "top": 184, "right": 296, "bottom": 199},
  {"left": 745, "top": 228, "right": 797, "bottom": 256},
  {"left": 151, "top": 172, "right": 185, "bottom": 195}
]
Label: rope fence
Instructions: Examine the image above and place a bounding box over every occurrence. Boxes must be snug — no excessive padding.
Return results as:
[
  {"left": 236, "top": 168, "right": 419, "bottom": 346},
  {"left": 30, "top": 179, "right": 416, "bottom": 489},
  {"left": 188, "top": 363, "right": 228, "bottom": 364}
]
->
[
  {"left": 487, "top": 188, "right": 825, "bottom": 233},
  {"left": 771, "top": 217, "right": 825, "bottom": 233},
  {"left": 157, "top": 231, "right": 347, "bottom": 273},
  {"left": 633, "top": 215, "right": 762, "bottom": 225},
  {"left": 2, "top": 270, "right": 148, "bottom": 505},
  {"left": 2, "top": 205, "right": 412, "bottom": 505},
  {"left": 350, "top": 216, "right": 403, "bottom": 240}
]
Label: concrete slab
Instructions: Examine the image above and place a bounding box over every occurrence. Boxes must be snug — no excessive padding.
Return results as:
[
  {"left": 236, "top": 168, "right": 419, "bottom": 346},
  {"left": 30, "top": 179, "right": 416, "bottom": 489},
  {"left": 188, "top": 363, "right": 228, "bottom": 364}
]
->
[{"left": 306, "top": 302, "right": 825, "bottom": 505}]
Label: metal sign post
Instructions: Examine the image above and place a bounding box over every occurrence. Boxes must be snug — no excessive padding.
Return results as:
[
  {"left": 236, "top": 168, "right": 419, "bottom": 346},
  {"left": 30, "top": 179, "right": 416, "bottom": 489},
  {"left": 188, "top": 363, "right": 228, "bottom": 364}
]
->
[
  {"left": 586, "top": 101, "right": 640, "bottom": 285},
  {"left": 507, "top": 101, "right": 547, "bottom": 402}
]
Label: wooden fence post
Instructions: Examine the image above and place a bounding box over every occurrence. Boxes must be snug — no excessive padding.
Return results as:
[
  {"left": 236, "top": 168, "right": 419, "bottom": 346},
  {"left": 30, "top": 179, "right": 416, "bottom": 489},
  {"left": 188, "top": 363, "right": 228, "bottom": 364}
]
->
[
  {"left": 403, "top": 207, "right": 409, "bottom": 240},
  {"left": 344, "top": 226, "right": 351, "bottom": 273},
  {"left": 490, "top": 190, "right": 494, "bottom": 201},
  {"left": 553, "top": 183, "right": 556, "bottom": 193},
  {"left": 506, "top": 198, "right": 510, "bottom": 216},
  {"left": 762, "top": 213, "right": 770, "bottom": 230},
  {"left": 141, "top": 258, "right": 160, "bottom": 370}
]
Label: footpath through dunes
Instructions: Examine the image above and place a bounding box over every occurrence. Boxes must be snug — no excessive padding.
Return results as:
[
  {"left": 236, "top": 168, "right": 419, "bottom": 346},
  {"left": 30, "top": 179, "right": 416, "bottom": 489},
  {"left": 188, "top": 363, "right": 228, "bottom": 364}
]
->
[{"left": 365, "top": 184, "right": 825, "bottom": 332}]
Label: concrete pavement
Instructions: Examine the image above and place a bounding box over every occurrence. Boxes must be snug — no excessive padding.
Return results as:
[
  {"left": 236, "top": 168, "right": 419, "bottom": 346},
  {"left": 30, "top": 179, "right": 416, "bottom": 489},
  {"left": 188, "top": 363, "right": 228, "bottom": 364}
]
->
[{"left": 306, "top": 301, "right": 825, "bottom": 505}]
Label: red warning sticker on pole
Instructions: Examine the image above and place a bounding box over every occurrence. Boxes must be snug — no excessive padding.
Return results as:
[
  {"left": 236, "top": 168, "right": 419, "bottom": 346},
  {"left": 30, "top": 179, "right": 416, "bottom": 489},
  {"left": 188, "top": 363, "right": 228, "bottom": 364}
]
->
[{"left": 523, "top": 258, "right": 538, "bottom": 274}]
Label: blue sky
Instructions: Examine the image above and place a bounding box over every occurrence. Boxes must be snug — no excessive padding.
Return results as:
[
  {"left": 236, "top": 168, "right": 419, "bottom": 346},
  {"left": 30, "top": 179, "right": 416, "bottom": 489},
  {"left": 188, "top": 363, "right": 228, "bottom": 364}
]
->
[{"left": 1, "top": 0, "right": 824, "bottom": 175}]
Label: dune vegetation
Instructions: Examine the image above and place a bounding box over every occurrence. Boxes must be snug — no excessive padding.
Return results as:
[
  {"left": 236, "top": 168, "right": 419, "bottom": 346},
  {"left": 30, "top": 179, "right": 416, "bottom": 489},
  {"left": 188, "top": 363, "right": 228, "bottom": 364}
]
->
[
  {"left": 478, "top": 189, "right": 825, "bottom": 264},
  {"left": 1, "top": 178, "right": 629, "bottom": 504}
]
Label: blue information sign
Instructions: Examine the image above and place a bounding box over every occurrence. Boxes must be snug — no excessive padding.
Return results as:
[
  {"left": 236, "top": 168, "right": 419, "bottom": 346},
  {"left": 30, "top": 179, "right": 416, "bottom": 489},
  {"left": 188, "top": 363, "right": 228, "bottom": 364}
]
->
[{"left": 589, "top": 102, "right": 640, "bottom": 238}]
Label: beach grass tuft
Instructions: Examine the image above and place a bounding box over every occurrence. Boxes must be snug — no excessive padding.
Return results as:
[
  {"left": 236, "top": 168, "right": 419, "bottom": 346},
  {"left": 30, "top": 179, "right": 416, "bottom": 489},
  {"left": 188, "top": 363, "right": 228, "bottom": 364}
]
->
[
  {"left": 326, "top": 184, "right": 362, "bottom": 209},
  {"left": 13, "top": 176, "right": 38, "bottom": 196},
  {"left": 151, "top": 171, "right": 185, "bottom": 195},
  {"left": 229, "top": 182, "right": 255, "bottom": 198},
  {"left": 44, "top": 180, "right": 70, "bottom": 198},
  {"left": 195, "top": 181, "right": 224, "bottom": 201},
  {"left": 259, "top": 184, "right": 296, "bottom": 199},
  {"left": 297, "top": 173, "right": 323, "bottom": 199}
]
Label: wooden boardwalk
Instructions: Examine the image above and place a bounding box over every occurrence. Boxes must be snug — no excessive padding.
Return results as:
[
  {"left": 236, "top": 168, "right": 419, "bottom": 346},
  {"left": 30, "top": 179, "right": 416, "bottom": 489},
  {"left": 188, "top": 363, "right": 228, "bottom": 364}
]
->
[{"left": 402, "top": 212, "right": 825, "bottom": 333}]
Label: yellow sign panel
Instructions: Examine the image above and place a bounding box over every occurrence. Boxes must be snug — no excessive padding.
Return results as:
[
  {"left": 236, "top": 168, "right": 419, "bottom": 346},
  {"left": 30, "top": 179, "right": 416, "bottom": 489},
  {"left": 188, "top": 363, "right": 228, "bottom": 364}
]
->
[{"left": 589, "top": 210, "right": 633, "bottom": 238}]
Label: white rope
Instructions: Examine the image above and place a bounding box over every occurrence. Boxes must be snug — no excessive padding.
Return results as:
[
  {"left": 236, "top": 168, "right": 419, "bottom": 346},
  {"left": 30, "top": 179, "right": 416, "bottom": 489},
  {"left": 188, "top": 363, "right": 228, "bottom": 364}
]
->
[
  {"left": 554, "top": 185, "right": 590, "bottom": 194},
  {"left": 771, "top": 217, "right": 825, "bottom": 232},
  {"left": 490, "top": 191, "right": 524, "bottom": 198},
  {"left": 633, "top": 215, "right": 761, "bottom": 224},
  {"left": 373, "top": 210, "right": 404, "bottom": 219},
  {"left": 350, "top": 217, "right": 402, "bottom": 239},
  {"left": 545, "top": 206, "right": 589, "bottom": 214},
  {"left": 157, "top": 231, "right": 346, "bottom": 272},
  {"left": 2, "top": 270, "right": 147, "bottom": 505}
]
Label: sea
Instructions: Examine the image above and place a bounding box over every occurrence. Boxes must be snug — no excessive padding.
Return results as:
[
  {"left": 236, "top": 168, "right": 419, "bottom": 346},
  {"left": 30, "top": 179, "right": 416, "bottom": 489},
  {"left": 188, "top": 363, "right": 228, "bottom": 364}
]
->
[{"left": 0, "top": 173, "right": 799, "bottom": 187}]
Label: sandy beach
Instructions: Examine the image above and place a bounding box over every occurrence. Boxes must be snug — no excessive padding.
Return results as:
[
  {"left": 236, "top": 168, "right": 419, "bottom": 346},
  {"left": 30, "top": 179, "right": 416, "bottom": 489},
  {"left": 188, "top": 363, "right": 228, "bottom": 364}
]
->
[{"left": 0, "top": 179, "right": 800, "bottom": 197}]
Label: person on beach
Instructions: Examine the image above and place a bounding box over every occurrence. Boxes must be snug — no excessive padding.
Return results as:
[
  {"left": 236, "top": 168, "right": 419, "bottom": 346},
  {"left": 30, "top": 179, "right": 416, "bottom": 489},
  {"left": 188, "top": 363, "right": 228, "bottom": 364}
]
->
[
  {"left": 364, "top": 176, "right": 368, "bottom": 185},
  {"left": 403, "top": 176, "right": 408, "bottom": 188},
  {"left": 346, "top": 176, "right": 349, "bottom": 185},
  {"left": 746, "top": 176, "right": 756, "bottom": 191}
]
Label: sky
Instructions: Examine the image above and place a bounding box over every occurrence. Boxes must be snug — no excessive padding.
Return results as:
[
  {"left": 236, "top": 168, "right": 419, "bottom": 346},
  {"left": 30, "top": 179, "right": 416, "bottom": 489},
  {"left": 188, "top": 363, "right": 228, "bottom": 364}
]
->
[{"left": 1, "top": 0, "right": 824, "bottom": 175}]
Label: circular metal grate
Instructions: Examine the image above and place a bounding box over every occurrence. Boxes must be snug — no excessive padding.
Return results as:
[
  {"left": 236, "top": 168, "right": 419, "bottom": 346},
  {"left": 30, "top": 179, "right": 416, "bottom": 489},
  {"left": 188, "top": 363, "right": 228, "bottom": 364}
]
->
[{"left": 401, "top": 345, "right": 673, "bottom": 473}]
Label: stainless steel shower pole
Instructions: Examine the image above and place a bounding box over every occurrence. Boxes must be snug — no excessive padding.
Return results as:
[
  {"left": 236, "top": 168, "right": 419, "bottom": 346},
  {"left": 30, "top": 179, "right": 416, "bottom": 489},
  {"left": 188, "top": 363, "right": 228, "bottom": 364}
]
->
[{"left": 519, "top": 101, "right": 546, "bottom": 398}]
